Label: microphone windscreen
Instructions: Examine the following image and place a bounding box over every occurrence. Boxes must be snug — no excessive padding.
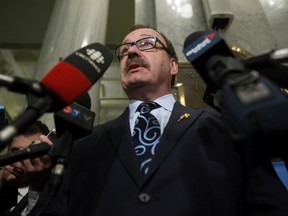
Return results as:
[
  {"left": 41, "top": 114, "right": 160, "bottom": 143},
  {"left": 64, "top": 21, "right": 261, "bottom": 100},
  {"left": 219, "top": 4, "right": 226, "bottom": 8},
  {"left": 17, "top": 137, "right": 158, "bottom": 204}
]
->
[
  {"left": 183, "top": 31, "right": 205, "bottom": 48},
  {"left": 74, "top": 92, "right": 91, "bottom": 110},
  {"left": 40, "top": 43, "right": 113, "bottom": 110}
]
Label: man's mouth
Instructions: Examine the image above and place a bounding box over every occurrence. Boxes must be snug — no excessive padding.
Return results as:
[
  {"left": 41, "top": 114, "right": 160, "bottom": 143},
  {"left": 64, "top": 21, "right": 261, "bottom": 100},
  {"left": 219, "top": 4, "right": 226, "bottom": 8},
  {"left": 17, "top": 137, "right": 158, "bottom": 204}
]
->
[
  {"left": 124, "top": 57, "right": 151, "bottom": 74},
  {"left": 128, "top": 64, "right": 142, "bottom": 71}
]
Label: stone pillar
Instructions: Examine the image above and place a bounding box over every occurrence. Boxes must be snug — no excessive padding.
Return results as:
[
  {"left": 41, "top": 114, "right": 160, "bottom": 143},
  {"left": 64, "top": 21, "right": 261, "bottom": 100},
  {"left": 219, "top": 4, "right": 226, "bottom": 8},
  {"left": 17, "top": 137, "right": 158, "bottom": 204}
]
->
[
  {"left": 151, "top": 0, "right": 276, "bottom": 109},
  {"left": 34, "top": 0, "right": 110, "bottom": 128},
  {"left": 154, "top": 0, "right": 207, "bottom": 62},
  {"left": 221, "top": 0, "right": 276, "bottom": 55},
  {"left": 152, "top": 0, "right": 208, "bottom": 109},
  {"left": 135, "top": 0, "right": 156, "bottom": 28}
]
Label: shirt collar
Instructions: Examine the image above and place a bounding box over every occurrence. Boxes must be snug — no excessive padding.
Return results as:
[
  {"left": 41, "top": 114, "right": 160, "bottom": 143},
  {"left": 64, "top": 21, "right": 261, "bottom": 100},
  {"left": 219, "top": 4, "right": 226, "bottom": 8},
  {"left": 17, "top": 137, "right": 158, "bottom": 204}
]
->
[
  {"left": 129, "top": 94, "right": 175, "bottom": 118},
  {"left": 18, "top": 186, "right": 28, "bottom": 196}
]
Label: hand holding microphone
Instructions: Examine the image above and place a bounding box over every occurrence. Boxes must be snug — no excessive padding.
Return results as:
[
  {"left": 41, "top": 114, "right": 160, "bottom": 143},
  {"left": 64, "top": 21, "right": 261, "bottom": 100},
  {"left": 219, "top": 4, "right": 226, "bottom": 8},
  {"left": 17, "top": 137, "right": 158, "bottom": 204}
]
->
[
  {"left": 0, "top": 131, "right": 54, "bottom": 192},
  {"left": 23, "top": 134, "right": 54, "bottom": 192}
]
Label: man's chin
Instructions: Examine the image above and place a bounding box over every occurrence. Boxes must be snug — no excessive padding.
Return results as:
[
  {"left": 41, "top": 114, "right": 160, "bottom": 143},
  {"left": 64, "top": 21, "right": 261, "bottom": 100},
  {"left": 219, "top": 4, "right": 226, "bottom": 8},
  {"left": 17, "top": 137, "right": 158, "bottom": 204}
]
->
[{"left": 124, "top": 80, "right": 147, "bottom": 90}]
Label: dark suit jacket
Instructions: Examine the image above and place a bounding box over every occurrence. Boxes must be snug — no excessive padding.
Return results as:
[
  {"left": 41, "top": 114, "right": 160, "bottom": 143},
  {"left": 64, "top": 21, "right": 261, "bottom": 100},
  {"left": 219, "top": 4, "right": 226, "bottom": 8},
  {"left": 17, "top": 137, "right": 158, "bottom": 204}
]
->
[
  {"left": 0, "top": 185, "right": 17, "bottom": 215},
  {"left": 30, "top": 103, "right": 288, "bottom": 216}
]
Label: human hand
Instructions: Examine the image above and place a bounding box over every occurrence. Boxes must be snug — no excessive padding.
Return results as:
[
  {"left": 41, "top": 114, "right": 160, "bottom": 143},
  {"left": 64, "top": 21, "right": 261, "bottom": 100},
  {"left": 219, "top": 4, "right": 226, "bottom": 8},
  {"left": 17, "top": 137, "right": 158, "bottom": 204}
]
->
[
  {"left": 0, "top": 161, "right": 27, "bottom": 188},
  {"left": 22, "top": 134, "right": 54, "bottom": 192}
]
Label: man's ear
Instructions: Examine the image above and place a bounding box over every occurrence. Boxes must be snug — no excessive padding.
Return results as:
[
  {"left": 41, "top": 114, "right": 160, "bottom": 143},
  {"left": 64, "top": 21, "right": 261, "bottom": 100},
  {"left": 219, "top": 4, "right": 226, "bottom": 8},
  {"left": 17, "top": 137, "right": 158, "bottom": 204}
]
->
[{"left": 170, "top": 58, "right": 178, "bottom": 76}]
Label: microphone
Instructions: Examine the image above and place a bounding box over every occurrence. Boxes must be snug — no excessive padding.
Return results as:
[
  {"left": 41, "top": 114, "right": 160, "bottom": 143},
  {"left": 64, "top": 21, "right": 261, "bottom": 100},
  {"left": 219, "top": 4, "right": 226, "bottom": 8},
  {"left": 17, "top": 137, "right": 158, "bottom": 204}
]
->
[
  {"left": 0, "top": 42, "right": 113, "bottom": 149},
  {"left": 0, "top": 142, "right": 51, "bottom": 167},
  {"left": 183, "top": 29, "right": 288, "bottom": 159},
  {"left": 182, "top": 30, "right": 288, "bottom": 89},
  {"left": 48, "top": 101, "right": 95, "bottom": 196},
  {"left": 183, "top": 30, "right": 237, "bottom": 110},
  {"left": 40, "top": 43, "right": 113, "bottom": 110},
  {"left": 207, "top": 56, "right": 288, "bottom": 160},
  {"left": 54, "top": 101, "right": 95, "bottom": 140},
  {"left": 243, "top": 60, "right": 288, "bottom": 89},
  {"left": 183, "top": 29, "right": 235, "bottom": 91},
  {"left": 241, "top": 48, "right": 288, "bottom": 88},
  {"left": 0, "top": 74, "right": 44, "bottom": 96},
  {"left": 242, "top": 48, "right": 288, "bottom": 70}
]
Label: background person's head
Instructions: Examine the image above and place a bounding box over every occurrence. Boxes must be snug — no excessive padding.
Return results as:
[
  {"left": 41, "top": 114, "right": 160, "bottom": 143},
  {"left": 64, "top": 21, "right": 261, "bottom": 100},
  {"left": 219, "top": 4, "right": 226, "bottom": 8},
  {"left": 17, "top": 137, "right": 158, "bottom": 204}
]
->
[{"left": 5, "top": 121, "right": 50, "bottom": 187}]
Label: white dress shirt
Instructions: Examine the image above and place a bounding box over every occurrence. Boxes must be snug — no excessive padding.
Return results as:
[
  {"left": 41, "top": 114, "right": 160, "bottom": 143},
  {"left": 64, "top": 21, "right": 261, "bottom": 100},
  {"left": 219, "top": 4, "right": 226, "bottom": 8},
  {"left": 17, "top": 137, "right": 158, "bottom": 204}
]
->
[{"left": 129, "top": 94, "right": 176, "bottom": 135}]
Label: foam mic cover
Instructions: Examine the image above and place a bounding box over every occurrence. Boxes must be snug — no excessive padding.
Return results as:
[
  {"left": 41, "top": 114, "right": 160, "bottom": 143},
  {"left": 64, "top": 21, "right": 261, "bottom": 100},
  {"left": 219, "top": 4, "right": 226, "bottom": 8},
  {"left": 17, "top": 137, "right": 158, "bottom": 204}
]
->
[
  {"left": 41, "top": 42, "right": 113, "bottom": 111},
  {"left": 183, "top": 29, "right": 235, "bottom": 90},
  {"left": 0, "top": 43, "right": 112, "bottom": 147}
]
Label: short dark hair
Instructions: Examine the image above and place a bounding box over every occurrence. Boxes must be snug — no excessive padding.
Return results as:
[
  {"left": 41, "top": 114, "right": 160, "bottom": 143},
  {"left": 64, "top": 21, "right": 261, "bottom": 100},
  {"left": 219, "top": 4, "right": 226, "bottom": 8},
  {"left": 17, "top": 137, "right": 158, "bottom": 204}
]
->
[
  {"left": 6, "top": 121, "right": 50, "bottom": 151},
  {"left": 22, "top": 120, "right": 50, "bottom": 137},
  {"left": 127, "top": 24, "right": 178, "bottom": 87}
]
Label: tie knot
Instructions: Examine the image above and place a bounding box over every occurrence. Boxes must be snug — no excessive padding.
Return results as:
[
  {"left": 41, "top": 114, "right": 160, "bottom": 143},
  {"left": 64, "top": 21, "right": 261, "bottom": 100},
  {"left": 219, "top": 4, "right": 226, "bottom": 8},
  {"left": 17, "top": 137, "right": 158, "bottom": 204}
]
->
[{"left": 137, "top": 102, "right": 160, "bottom": 114}]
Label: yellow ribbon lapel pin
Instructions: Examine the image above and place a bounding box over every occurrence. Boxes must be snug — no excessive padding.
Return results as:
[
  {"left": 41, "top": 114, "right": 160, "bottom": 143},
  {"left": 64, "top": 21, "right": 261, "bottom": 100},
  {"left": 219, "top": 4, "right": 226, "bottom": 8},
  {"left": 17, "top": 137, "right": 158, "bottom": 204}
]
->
[{"left": 178, "top": 113, "right": 190, "bottom": 122}]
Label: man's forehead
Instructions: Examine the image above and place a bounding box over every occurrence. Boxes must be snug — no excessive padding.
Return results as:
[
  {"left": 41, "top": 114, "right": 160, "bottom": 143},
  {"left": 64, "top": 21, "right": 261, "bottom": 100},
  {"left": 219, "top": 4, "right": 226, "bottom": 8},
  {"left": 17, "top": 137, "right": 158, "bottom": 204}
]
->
[
  {"left": 11, "top": 134, "right": 40, "bottom": 148},
  {"left": 122, "top": 28, "right": 163, "bottom": 43}
]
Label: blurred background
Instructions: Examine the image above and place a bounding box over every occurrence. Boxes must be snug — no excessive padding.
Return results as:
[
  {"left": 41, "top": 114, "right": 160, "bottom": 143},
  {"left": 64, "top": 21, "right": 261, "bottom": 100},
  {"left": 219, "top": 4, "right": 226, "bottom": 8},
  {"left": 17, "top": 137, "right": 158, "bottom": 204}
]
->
[{"left": 0, "top": 0, "right": 287, "bottom": 128}]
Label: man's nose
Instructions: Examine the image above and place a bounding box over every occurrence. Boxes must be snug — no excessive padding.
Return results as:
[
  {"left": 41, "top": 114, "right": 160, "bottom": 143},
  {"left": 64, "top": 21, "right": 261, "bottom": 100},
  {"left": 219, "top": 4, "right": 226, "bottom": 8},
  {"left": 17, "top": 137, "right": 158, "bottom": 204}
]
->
[{"left": 127, "top": 45, "right": 140, "bottom": 58}]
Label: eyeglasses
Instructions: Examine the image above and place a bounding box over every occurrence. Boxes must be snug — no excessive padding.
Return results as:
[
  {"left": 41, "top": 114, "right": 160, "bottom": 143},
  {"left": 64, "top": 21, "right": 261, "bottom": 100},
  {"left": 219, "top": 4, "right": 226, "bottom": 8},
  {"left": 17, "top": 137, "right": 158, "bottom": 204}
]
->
[{"left": 115, "top": 36, "right": 170, "bottom": 60}]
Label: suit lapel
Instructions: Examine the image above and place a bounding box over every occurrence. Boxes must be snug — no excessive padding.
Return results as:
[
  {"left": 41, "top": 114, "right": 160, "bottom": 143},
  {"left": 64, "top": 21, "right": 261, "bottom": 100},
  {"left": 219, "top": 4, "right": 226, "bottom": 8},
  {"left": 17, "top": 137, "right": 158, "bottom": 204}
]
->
[
  {"left": 143, "top": 102, "right": 204, "bottom": 182},
  {"left": 103, "top": 103, "right": 204, "bottom": 188},
  {"left": 104, "top": 108, "right": 142, "bottom": 187}
]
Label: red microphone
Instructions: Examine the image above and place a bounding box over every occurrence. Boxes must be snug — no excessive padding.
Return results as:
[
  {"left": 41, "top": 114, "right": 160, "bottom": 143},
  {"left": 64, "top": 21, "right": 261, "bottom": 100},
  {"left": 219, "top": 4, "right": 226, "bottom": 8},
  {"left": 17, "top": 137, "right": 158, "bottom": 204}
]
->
[
  {"left": 41, "top": 42, "right": 113, "bottom": 110},
  {"left": 0, "top": 42, "right": 113, "bottom": 147}
]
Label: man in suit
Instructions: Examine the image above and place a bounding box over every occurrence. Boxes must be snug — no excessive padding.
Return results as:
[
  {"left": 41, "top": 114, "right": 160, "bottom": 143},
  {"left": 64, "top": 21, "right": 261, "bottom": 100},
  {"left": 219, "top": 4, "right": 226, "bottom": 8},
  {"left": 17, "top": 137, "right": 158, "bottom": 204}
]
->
[
  {"left": 0, "top": 121, "right": 53, "bottom": 216},
  {"left": 29, "top": 25, "right": 288, "bottom": 216}
]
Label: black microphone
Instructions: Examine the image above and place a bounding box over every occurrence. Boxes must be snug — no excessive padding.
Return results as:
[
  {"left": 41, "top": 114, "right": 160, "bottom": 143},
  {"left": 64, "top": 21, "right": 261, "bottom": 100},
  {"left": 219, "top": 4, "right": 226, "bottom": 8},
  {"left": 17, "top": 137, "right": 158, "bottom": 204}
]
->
[
  {"left": 241, "top": 48, "right": 288, "bottom": 88},
  {"left": 183, "top": 30, "right": 235, "bottom": 91},
  {"left": 54, "top": 101, "right": 95, "bottom": 140},
  {"left": 48, "top": 101, "right": 95, "bottom": 196},
  {"left": 0, "top": 142, "right": 51, "bottom": 167},
  {"left": 183, "top": 30, "right": 236, "bottom": 110},
  {"left": 244, "top": 61, "right": 288, "bottom": 89},
  {"left": 242, "top": 48, "right": 288, "bottom": 70},
  {"left": 0, "top": 42, "right": 113, "bottom": 149},
  {"left": 183, "top": 30, "right": 288, "bottom": 89},
  {"left": 0, "top": 74, "right": 44, "bottom": 96},
  {"left": 183, "top": 30, "right": 288, "bottom": 159}
]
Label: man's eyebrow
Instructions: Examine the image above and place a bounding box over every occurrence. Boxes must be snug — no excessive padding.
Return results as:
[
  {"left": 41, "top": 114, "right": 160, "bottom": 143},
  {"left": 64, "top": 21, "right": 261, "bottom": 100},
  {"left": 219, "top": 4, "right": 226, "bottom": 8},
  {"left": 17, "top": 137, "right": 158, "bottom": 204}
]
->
[{"left": 122, "top": 34, "right": 153, "bottom": 44}]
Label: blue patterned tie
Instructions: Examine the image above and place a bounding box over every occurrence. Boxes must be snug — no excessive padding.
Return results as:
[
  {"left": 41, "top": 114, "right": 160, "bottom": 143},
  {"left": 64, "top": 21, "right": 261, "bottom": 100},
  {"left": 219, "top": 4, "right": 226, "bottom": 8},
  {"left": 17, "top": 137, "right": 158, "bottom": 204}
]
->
[{"left": 133, "top": 102, "right": 161, "bottom": 175}]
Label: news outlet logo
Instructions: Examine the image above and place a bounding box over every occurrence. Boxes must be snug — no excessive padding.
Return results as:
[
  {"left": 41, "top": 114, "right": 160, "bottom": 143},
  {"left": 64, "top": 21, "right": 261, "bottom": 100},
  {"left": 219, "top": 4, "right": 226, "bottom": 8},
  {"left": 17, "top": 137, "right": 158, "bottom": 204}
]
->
[
  {"left": 75, "top": 47, "right": 106, "bottom": 73},
  {"left": 185, "top": 33, "right": 215, "bottom": 57},
  {"left": 86, "top": 48, "right": 105, "bottom": 64},
  {"left": 183, "top": 30, "right": 221, "bottom": 62},
  {"left": 62, "top": 105, "right": 93, "bottom": 122}
]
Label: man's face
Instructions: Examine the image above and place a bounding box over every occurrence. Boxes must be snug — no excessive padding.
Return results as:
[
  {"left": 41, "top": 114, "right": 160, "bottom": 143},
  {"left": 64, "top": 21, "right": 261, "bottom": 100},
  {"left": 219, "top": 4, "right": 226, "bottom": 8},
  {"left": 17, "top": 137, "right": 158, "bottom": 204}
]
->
[
  {"left": 118, "top": 28, "right": 178, "bottom": 98},
  {"left": 4, "top": 133, "right": 42, "bottom": 186}
]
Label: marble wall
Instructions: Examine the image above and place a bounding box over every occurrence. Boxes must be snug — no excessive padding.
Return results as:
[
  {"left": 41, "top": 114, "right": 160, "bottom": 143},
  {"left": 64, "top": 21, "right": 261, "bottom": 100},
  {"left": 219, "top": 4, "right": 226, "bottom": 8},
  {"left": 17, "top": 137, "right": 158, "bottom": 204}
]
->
[
  {"left": 259, "top": 0, "right": 288, "bottom": 49},
  {"left": 136, "top": 0, "right": 280, "bottom": 108},
  {"left": 34, "top": 0, "right": 110, "bottom": 128},
  {"left": 221, "top": 0, "right": 276, "bottom": 55}
]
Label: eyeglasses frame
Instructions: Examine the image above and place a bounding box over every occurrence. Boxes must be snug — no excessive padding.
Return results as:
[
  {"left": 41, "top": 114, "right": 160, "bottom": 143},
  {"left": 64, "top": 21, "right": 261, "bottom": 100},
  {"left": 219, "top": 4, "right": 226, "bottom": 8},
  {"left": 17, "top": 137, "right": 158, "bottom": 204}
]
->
[{"left": 115, "top": 36, "right": 171, "bottom": 61}]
